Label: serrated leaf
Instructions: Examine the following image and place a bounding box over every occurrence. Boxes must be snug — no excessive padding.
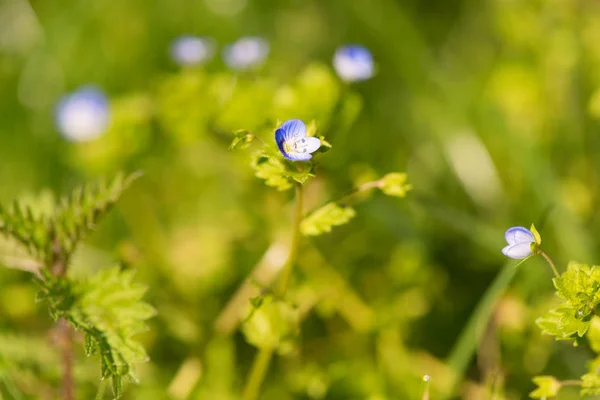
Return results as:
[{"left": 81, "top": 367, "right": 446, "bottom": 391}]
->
[
  {"left": 0, "top": 202, "right": 50, "bottom": 262},
  {"left": 252, "top": 154, "right": 294, "bottom": 191},
  {"left": 536, "top": 308, "right": 590, "bottom": 341},
  {"left": 529, "top": 376, "right": 561, "bottom": 398},
  {"left": 553, "top": 262, "right": 600, "bottom": 317},
  {"left": 53, "top": 172, "right": 141, "bottom": 263},
  {"left": 229, "top": 130, "right": 255, "bottom": 150},
  {"left": 379, "top": 173, "right": 412, "bottom": 198},
  {"left": 37, "top": 266, "right": 154, "bottom": 398},
  {"left": 300, "top": 202, "right": 356, "bottom": 236}
]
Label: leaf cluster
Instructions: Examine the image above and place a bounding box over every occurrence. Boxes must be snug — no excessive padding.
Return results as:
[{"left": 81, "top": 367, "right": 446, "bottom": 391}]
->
[
  {"left": 531, "top": 262, "right": 600, "bottom": 398},
  {"left": 36, "top": 266, "right": 155, "bottom": 397},
  {"left": 0, "top": 172, "right": 152, "bottom": 398}
]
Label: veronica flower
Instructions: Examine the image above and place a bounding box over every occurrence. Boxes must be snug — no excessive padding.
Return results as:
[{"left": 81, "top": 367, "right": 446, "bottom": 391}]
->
[
  {"left": 170, "top": 35, "right": 216, "bottom": 66},
  {"left": 55, "top": 86, "right": 110, "bottom": 142},
  {"left": 333, "top": 45, "right": 374, "bottom": 82},
  {"left": 502, "top": 226, "right": 537, "bottom": 259},
  {"left": 223, "top": 36, "right": 269, "bottom": 71},
  {"left": 275, "top": 119, "right": 321, "bottom": 161}
]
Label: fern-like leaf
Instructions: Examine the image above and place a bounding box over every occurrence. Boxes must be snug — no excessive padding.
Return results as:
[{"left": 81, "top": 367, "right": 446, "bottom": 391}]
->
[
  {"left": 53, "top": 172, "right": 141, "bottom": 262},
  {"left": 37, "top": 266, "right": 155, "bottom": 398},
  {"left": 0, "top": 202, "right": 50, "bottom": 262}
]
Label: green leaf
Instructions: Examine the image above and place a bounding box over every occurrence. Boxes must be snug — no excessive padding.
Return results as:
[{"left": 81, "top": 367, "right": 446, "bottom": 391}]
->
[
  {"left": 529, "top": 376, "right": 561, "bottom": 398},
  {"left": 252, "top": 154, "right": 294, "bottom": 191},
  {"left": 553, "top": 262, "right": 600, "bottom": 317},
  {"left": 582, "top": 373, "right": 600, "bottom": 396},
  {"left": 530, "top": 223, "right": 542, "bottom": 245},
  {"left": 53, "top": 172, "right": 141, "bottom": 263},
  {"left": 0, "top": 202, "right": 50, "bottom": 262},
  {"left": 536, "top": 308, "right": 590, "bottom": 341},
  {"left": 37, "top": 266, "right": 155, "bottom": 398},
  {"left": 241, "top": 295, "right": 299, "bottom": 355},
  {"left": 300, "top": 202, "right": 356, "bottom": 236},
  {"left": 251, "top": 153, "right": 315, "bottom": 191},
  {"left": 229, "top": 130, "right": 255, "bottom": 151},
  {"left": 379, "top": 173, "right": 412, "bottom": 198}
]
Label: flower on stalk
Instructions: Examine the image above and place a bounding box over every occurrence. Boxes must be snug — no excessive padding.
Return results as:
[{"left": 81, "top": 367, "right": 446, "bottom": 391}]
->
[
  {"left": 333, "top": 45, "right": 374, "bottom": 82},
  {"left": 55, "top": 86, "right": 110, "bottom": 142},
  {"left": 223, "top": 36, "right": 269, "bottom": 71},
  {"left": 275, "top": 119, "right": 321, "bottom": 161},
  {"left": 170, "top": 35, "right": 216, "bottom": 66},
  {"left": 502, "top": 225, "right": 541, "bottom": 259}
]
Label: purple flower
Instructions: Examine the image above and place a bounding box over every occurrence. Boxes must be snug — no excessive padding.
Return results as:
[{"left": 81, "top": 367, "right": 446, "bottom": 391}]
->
[
  {"left": 55, "top": 86, "right": 109, "bottom": 142},
  {"left": 170, "top": 35, "right": 216, "bottom": 66},
  {"left": 333, "top": 45, "right": 374, "bottom": 82},
  {"left": 223, "top": 37, "right": 269, "bottom": 70},
  {"left": 502, "top": 226, "right": 536, "bottom": 259},
  {"left": 275, "top": 119, "right": 321, "bottom": 161}
]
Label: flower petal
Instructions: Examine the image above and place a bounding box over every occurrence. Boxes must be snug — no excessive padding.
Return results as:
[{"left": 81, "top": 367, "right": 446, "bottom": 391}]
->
[
  {"left": 283, "top": 151, "right": 313, "bottom": 161},
  {"left": 297, "top": 136, "right": 321, "bottom": 153},
  {"left": 504, "top": 226, "right": 534, "bottom": 246},
  {"left": 279, "top": 119, "right": 306, "bottom": 139},
  {"left": 502, "top": 243, "right": 533, "bottom": 259}
]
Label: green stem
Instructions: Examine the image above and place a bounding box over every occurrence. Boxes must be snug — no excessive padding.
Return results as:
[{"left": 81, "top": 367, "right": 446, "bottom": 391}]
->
[
  {"left": 560, "top": 379, "right": 582, "bottom": 387},
  {"left": 241, "top": 347, "right": 274, "bottom": 400},
  {"left": 276, "top": 182, "right": 304, "bottom": 296},
  {"left": 305, "top": 179, "right": 380, "bottom": 219},
  {"left": 540, "top": 251, "right": 560, "bottom": 278},
  {"left": 241, "top": 183, "right": 304, "bottom": 400}
]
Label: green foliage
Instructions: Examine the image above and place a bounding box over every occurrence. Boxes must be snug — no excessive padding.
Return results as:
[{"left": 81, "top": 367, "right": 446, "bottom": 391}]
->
[
  {"left": 0, "top": 202, "right": 51, "bottom": 263},
  {"left": 300, "top": 202, "right": 356, "bottom": 236},
  {"left": 536, "top": 308, "right": 589, "bottom": 341},
  {"left": 53, "top": 172, "right": 142, "bottom": 263},
  {"left": 535, "top": 262, "right": 600, "bottom": 344},
  {"left": 0, "top": 172, "right": 140, "bottom": 267},
  {"left": 529, "top": 376, "right": 560, "bottom": 398},
  {"left": 37, "top": 267, "right": 155, "bottom": 398},
  {"left": 242, "top": 295, "right": 299, "bottom": 355},
  {"left": 581, "top": 373, "right": 600, "bottom": 396},
  {"left": 553, "top": 262, "right": 600, "bottom": 317},
  {"left": 252, "top": 153, "right": 315, "bottom": 191},
  {"left": 229, "top": 130, "right": 256, "bottom": 151},
  {"left": 378, "top": 173, "right": 412, "bottom": 198}
]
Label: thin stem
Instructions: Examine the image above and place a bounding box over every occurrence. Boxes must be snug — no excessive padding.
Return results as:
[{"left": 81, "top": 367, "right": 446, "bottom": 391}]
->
[
  {"left": 95, "top": 380, "right": 107, "bottom": 400},
  {"left": 305, "top": 179, "right": 380, "bottom": 219},
  {"left": 540, "top": 251, "right": 560, "bottom": 278},
  {"left": 241, "top": 183, "right": 304, "bottom": 400},
  {"left": 560, "top": 379, "right": 582, "bottom": 387},
  {"left": 58, "top": 319, "right": 74, "bottom": 400},
  {"left": 241, "top": 347, "right": 274, "bottom": 400},
  {"left": 276, "top": 182, "right": 304, "bottom": 296},
  {"left": 51, "top": 245, "right": 74, "bottom": 400}
]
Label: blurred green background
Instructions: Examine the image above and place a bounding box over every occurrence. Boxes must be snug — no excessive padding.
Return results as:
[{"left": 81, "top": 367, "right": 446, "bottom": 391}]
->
[{"left": 1, "top": 0, "right": 600, "bottom": 398}]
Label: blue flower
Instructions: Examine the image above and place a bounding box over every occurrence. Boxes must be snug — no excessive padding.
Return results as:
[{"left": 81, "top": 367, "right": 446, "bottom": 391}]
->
[
  {"left": 170, "top": 35, "right": 216, "bottom": 66},
  {"left": 223, "top": 36, "right": 269, "bottom": 71},
  {"left": 333, "top": 45, "right": 374, "bottom": 82},
  {"left": 275, "top": 119, "right": 321, "bottom": 161},
  {"left": 502, "top": 226, "right": 535, "bottom": 259},
  {"left": 55, "top": 86, "right": 110, "bottom": 142}
]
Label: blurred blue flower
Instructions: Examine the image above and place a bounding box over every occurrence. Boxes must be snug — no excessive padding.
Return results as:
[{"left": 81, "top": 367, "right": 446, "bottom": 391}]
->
[
  {"left": 223, "top": 36, "right": 269, "bottom": 71},
  {"left": 170, "top": 35, "right": 216, "bottom": 66},
  {"left": 56, "top": 86, "right": 110, "bottom": 142},
  {"left": 275, "top": 119, "right": 321, "bottom": 161},
  {"left": 333, "top": 45, "right": 374, "bottom": 82},
  {"left": 502, "top": 226, "right": 535, "bottom": 259}
]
